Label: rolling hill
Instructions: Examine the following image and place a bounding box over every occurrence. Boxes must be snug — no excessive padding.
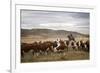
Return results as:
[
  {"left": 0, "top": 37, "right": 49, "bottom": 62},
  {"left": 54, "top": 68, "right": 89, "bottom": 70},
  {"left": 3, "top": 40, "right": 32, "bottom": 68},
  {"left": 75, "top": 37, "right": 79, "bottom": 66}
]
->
[{"left": 21, "top": 29, "right": 89, "bottom": 38}]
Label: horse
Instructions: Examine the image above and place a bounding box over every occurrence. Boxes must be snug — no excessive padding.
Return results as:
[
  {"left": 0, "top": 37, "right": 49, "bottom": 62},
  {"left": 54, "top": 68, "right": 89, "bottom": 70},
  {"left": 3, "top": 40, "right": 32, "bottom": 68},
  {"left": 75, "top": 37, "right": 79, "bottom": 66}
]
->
[{"left": 67, "top": 34, "right": 75, "bottom": 41}]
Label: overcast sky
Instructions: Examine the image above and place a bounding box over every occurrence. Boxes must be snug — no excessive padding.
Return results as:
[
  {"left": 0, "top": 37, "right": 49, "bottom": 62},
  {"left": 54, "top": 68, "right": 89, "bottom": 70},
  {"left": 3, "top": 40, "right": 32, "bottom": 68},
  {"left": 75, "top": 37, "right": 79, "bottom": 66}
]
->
[{"left": 21, "top": 10, "right": 90, "bottom": 34}]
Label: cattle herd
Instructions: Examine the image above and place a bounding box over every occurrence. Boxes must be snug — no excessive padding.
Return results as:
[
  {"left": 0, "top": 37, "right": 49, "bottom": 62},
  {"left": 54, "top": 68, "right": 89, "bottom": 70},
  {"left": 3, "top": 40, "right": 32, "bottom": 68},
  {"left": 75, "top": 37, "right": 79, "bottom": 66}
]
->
[{"left": 21, "top": 38, "right": 89, "bottom": 58}]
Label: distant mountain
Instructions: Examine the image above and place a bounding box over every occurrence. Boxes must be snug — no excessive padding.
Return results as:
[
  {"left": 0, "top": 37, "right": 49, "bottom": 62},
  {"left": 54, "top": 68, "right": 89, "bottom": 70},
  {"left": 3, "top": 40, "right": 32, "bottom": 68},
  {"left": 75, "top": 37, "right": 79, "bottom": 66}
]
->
[{"left": 21, "top": 29, "right": 89, "bottom": 38}]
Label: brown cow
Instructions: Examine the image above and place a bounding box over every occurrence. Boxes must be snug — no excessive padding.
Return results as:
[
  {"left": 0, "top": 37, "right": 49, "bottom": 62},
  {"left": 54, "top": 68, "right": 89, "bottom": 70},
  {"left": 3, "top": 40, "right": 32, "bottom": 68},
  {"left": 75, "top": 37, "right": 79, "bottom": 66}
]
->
[
  {"left": 55, "top": 40, "right": 67, "bottom": 53},
  {"left": 21, "top": 43, "right": 34, "bottom": 57}
]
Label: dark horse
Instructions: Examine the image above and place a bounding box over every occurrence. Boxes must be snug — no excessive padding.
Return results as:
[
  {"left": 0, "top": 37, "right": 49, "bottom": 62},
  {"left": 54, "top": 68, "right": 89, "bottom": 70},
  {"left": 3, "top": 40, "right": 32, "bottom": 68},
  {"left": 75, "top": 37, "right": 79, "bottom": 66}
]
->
[{"left": 67, "top": 34, "right": 75, "bottom": 41}]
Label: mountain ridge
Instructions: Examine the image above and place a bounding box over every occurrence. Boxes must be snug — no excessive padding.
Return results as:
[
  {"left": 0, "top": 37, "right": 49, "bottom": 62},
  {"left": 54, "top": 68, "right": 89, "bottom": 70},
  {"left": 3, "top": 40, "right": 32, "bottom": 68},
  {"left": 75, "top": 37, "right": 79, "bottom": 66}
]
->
[{"left": 21, "top": 29, "right": 89, "bottom": 38}]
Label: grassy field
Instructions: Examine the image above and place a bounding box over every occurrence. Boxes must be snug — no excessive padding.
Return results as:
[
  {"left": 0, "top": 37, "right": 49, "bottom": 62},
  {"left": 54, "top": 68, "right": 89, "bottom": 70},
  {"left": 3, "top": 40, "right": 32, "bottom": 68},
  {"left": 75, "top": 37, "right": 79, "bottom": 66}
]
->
[
  {"left": 21, "top": 49, "right": 89, "bottom": 63},
  {"left": 21, "top": 36, "right": 89, "bottom": 43},
  {"left": 21, "top": 36, "right": 89, "bottom": 63}
]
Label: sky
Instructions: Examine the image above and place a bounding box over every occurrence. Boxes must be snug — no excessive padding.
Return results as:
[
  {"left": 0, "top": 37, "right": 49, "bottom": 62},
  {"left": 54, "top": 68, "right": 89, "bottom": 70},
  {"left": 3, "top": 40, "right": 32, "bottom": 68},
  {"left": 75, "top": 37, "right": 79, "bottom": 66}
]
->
[{"left": 21, "top": 10, "right": 90, "bottom": 34}]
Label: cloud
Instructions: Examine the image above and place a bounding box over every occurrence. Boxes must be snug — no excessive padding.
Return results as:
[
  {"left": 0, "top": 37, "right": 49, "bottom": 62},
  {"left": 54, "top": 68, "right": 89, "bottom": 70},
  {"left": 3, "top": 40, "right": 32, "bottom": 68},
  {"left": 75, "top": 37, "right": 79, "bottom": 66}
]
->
[
  {"left": 21, "top": 10, "right": 89, "bottom": 34},
  {"left": 39, "top": 23, "right": 77, "bottom": 27}
]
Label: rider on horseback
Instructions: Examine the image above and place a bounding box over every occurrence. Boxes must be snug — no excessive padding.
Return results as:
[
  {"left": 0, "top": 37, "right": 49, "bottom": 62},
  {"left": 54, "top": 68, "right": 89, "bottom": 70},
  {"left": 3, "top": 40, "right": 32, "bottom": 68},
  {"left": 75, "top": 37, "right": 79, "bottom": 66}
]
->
[{"left": 67, "top": 33, "right": 75, "bottom": 41}]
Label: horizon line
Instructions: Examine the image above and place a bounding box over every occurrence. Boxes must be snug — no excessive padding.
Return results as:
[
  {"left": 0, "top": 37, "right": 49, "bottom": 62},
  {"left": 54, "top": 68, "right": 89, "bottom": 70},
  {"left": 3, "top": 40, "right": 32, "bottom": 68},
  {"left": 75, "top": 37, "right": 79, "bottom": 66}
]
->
[{"left": 21, "top": 28, "right": 89, "bottom": 35}]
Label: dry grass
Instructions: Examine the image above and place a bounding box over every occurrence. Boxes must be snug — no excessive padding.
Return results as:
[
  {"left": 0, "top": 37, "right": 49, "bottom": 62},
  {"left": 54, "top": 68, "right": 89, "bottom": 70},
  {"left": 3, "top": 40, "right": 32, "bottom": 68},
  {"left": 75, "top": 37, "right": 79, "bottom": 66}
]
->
[
  {"left": 21, "top": 37, "right": 89, "bottom": 63},
  {"left": 21, "top": 35, "right": 89, "bottom": 43},
  {"left": 21, "top": 49, "right": 89, "bottom": 63}
]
